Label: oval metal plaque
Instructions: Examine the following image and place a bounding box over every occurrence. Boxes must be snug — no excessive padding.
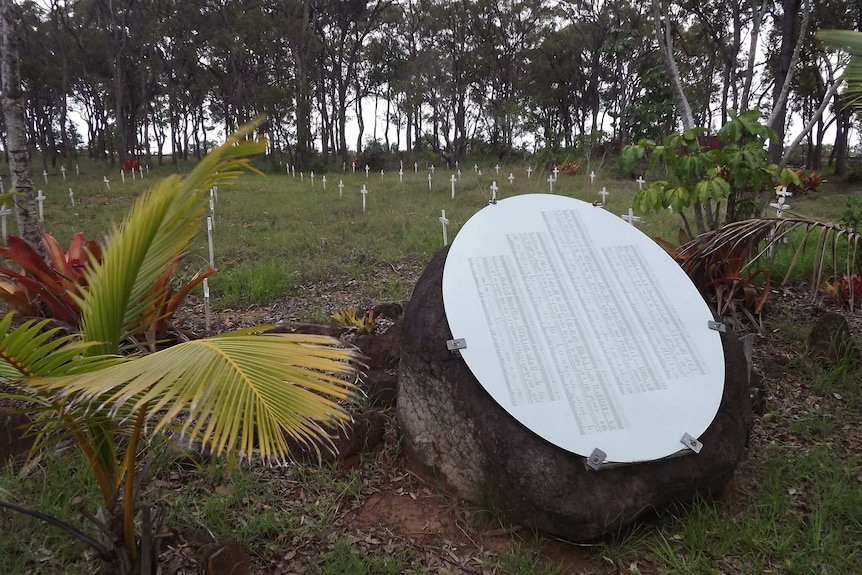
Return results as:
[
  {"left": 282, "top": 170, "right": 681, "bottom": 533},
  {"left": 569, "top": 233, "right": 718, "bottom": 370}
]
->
[{"left": 442, "top": 194, "right": 725, "bottom": 463}]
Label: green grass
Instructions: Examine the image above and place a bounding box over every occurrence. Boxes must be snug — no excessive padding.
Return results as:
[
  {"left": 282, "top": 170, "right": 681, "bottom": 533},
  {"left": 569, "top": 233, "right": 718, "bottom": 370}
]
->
[{"left": 3, "top": 156, "right": 862, "bottom": 573}]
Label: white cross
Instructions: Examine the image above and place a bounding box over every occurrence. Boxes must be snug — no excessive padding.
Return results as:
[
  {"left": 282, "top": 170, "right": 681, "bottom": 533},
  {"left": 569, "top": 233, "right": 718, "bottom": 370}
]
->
[
  {"left": 360, "top": 184, "right": 369, "bottom": 212},
  {"left": 381, "top": 170, "right": 384, "bottom": 179},
  {"left": 553, "top": 166, "right": 560, "bottom": 180},
  {"left": 121, "top": 170, "right": 125, "bottom": 184},
  {"left": 450, "top": 174, "right": 456, "bottom": 199},
  {"left": 474, "top": 163, "right": 479, "bottom": 173},
  {"left": 292, "top": 165, "right": 296, "bottom": 177},
  {"left": 138, "top": 165, "right": 143, "bottom": 178},
  {"left": 547, "top": 175, "right": 554, "bottom": 194},
  {"left": 36, "top": 190, "right": 45, "bottom": 221},
  {"left": 621, "top": 207, "right": 641, "bottom": 225},
  {"left": 42, "top": 170, "right": 47, "bottom": 183},
  {"left": 300, "top": 172, "right": 304, "bottom": 182},
  {"left": 75, "top": 164, "right": 79, "bottom": 176},
  {"left": 495, "top": 164, "right": 500, "bottom": 174},
  {"left": 132, "top": 168, "right": 136, "bottom": 180},
  {"left": 599, "top": 187, "right": 609, "bottom": 204},
  {"left": 399, "top": 169, "right": 403, "bottom": 183},
  {"left": 0, "top": 203, "right": 10, "bottom": 238},
  {"left": 590, "top": 171, "right": 596, "bottom": 184},
  {"left": 429, "top": 165, "right": 436, "bottom": 176},
  {"left": 69, "top": 188, "right": 74, "bottom": 208},
  {"left": 439, "top": 209, "right": 450, "bottom": 245},
  {"left": 527, "top": 166, "right": 533, "bottom": 178},
  {"left": 478, "top": 169, "right": 482, "bottom": 176},
  {"left": 428, "top": 173, "right": 432, "bottom": 190},
  {"left": 338, "top": 179, "right": 344, "bottom": 198},
  {"left": 310, "top": 171, "right": 315, "bottom": 185},
  {"left": 322, "top": 175, "right": 327, "bottom": 190},
  {"left": 414, "top": 162, "right": 418, "bottom": 173},
  {"left": 103, "top": 176, "right": 110, "bottom": 190},
  {"left": 490, "top": 181, "right": 499, "bottom": 203},
  {"left": 636, "top": 175, "right": 646, "bottom": 190},
  {"left": 342, "top": 162, "right": 346, "bottom": 172},
  {"left": 508, "top": 172, "right": 514, "bottom": 186},
  {"left": 60, "top": 165, "right": 66, "bottom": 180}
]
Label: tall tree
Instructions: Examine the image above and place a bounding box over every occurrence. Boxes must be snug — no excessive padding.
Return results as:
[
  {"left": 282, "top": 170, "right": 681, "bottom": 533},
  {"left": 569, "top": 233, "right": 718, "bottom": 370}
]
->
[{"left": 0, "top": 0, "right": 42, "bottom": 255}]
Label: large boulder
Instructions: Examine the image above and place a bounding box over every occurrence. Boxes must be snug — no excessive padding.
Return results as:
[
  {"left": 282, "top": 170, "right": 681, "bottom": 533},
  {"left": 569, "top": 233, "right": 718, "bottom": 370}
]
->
[{"left": 397, "top": 246, "right": 752, "bottom": 541}]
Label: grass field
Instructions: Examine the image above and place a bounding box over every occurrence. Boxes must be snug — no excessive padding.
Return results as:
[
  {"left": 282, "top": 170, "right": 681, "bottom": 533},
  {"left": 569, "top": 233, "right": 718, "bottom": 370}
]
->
[{"left": 1, "top": 155, "right": 861, "bottom": 574}]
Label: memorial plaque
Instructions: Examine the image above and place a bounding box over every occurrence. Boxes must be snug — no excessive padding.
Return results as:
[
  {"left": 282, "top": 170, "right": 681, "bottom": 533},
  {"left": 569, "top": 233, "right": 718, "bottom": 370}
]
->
[{"left": 442, "top": 194, "right": 725, "bottom": 463}]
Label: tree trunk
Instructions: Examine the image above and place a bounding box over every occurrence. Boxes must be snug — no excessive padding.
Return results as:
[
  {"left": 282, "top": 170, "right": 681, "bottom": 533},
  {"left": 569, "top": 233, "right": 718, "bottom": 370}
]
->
[{"left": 0, "top": 0, "right": 43, "bottom": 255}]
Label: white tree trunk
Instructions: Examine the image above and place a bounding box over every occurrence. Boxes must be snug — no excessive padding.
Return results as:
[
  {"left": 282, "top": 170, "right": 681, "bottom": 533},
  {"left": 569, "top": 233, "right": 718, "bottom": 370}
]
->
[
  {"left": 0, "top": 0, "right": 43, "bottom": 255},
  {"left": 766, "top": 0, "right": 811, "bottom": 129},
  {"left": 653, "top": 0, "right": 694, "bottom": 130}
]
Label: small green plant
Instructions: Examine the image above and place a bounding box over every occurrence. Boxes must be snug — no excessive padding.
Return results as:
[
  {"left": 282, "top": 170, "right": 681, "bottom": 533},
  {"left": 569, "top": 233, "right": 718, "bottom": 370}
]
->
[
  {"left": 841, "top": 197, "right": 862, "bottom": 232},
  {"left": 622, "top": 109, "right": 800, "bottom": 236},
  {"left": 331, "top": 306, "right": 381, "bottom": 334}
]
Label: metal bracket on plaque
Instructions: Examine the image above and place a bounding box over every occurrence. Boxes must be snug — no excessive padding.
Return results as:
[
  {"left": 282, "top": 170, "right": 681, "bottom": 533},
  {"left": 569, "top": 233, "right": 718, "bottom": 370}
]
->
[
  {"left": 707, "top": 320, "right": 726, "bottom": 333},
  {"left": 446, "top": 338, "right": 467, "bottom": 356},
  {"left": 584, "top": 448, "right": 607, "bottom": 471},
  {"left": 680, "top": 433, "right": 703, "bottom": 454}
]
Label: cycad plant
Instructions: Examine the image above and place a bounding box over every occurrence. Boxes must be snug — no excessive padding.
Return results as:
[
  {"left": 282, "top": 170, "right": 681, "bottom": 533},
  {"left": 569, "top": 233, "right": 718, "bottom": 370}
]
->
[{"left": 0, "top": 120, "right": 361, "bottom": 574}]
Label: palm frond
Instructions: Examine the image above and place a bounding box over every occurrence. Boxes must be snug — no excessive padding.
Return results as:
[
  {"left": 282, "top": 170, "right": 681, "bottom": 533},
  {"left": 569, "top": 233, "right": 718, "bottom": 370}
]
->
[
  {"left": 27, "top": 332, "right": 361, "bottom": 462},
  {"left": 819, "top": 30, "right": 860, "bottom": 98},
  {"left": 680, "top": 215, "right": 862, "bottom": 297},
  {"left": 78, "top": 118, "right": 267, "bottom": 355},
  {"left": 0, "top": 313, "right": 121, "bottom": 380}
]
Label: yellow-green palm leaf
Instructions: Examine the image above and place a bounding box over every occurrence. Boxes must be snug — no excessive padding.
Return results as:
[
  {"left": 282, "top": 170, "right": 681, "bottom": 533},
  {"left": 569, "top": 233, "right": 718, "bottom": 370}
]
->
[
  {"left": 28, "top": 331, "right": 361, "bottom": 461},
  {"left": 819, "top": 30, "right": 860, "bottom": 107},
  {"left": 79, "top": 120, "right": 267, "bottom": 355}
]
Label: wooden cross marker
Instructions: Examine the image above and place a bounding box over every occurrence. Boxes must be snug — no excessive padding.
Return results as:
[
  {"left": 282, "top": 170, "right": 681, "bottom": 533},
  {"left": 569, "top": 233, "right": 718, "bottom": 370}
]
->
[
  {"left": 508, "top": 172, "right": 515, "bottom": 186},
  {"left": 399, "top": 169, "right": 403, "bottom": 183},
  {"left": 414, "top": 162, "right": 418, "bottom": 173},
  {"left": 36, "top": 190, "right": 45, "bottom": 221},
  {"left": 490, "top": 181, "right": 499, "bottom": 203},
  {"left": 552, "top": 166, "right": 560, "bottom": 180},
  {"left": 0, "top": 204, "right": 10, "bottom": 239},
  {"left": 494, "top": 164, "right": 500, "bottom": 174},
  {"left": 474, "top": 163, "right": 479, "bottom": 173},
  {"left": 547, "top": 175, "right": 554, "bottom": 194},
  {"left": 599, "top": 187, "right": 609, "bottom": 204},
  {"left": 360, "top": 184, "right": 369, "bottom": 212},
  {"left": 60, "top": 165, "right": 66, "bottom": 180},
  {"left": 527, "top": 166, "right": 533, "bottom": 178},
  {"left": 69, "top": 188, "right": 75, "bottom": 208},
  {"left": 590, "top": 171, "right": 596, "bottom": 184},
  {"left": 380, "top": 170, "right": 384, "bottom": 179},
  {"left": 42, "top": 170, "right": 47, "bottom": 183},
  {"left": 103, "top": 176, "right": 110, "bottom": 190},
  {"left": 132, "top": 168, "right": 136, "bottom": 180},
  {"left": 322, "top": 175, "right": 327, "bottom": 190},
  {"left": 75, "top": 164, "right": 79, "bottom": 176},
  {"left": 429, "top": 165, "right": 436, "bottom": 176},
  {"left": 621, "top": 207, "right": 641, "bottom": 225},
  {"left": 338, "top": 179, "right": 344, "bottom": 198},
  {"left": 636, "top": 175, "right": 646, "bottom": 190},
  {"left": 450, "top": 174, "right": 456, "bottom": 199},
  {"left": 310, "top": 171, "right": 315, "bottom": 186},
  {"left": 292, "top": 165, "right": 296, "bottom": 177},
  {"left": 138, "top": 165, "right": 143, "bottom": 179},
  {"left": 440, "top": 209, "right": 450, "bottom": 245},
  {"left": 121, "top": 170, "right": 125, "bottom": 184},
  {"left": 342, "top": 162, "right": 346, "bottom": 172},
  {"left": 300, "top": 172, "right": 304, "bottom": 182},
  {"left": 428, "top": 173, "right": 432, "bottom": 190},
  {"left": 457, "top": 168, "right": 461, "bottom": 180}
]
